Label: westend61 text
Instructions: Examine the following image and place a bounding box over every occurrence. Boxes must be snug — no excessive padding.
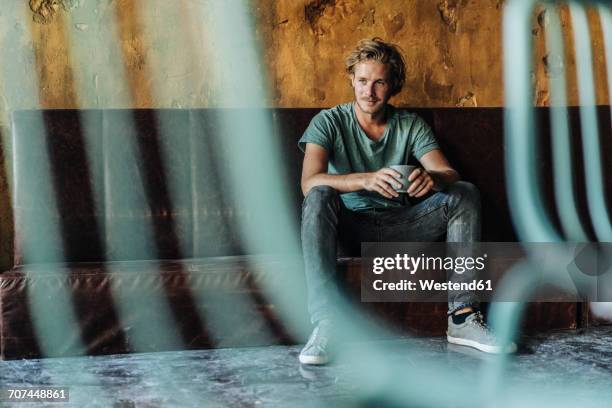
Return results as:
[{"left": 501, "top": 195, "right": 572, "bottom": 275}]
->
[
  {"left": 373, "top": 279, "right": 493, "bottom": 292},
  {"left": 372, "top": 253, "right": 488, "bottom": 275}
]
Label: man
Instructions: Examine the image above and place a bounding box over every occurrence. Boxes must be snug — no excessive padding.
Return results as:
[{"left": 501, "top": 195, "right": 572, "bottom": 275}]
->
[{"left": 298, "top": 38, "right": 515, "bottom": 365}]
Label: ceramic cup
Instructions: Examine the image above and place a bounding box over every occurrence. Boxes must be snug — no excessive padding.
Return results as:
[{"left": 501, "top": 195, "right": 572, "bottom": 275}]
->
[{"left": 390, "top": 165, "right": 418, "bottom": 193}]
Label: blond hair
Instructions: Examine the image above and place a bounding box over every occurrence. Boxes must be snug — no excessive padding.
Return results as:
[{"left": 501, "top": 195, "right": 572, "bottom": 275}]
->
[{"left": 345, "top": 38, "right": 406, "bottom": 96}]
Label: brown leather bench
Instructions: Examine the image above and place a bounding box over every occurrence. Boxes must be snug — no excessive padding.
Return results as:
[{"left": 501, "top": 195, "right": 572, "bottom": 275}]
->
[{"left": 2, "top": 107, "right": 608, "bottom": 359}]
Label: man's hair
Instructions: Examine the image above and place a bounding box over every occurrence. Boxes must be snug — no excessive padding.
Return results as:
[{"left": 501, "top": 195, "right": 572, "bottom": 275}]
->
[{"left": 345, "top": 38, "right": 406, "bottom": 96}]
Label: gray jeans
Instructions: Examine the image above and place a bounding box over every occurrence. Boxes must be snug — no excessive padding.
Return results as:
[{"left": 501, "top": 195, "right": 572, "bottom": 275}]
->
[{"left": 301, "top": 181, "right": 481, "bottom": 325}]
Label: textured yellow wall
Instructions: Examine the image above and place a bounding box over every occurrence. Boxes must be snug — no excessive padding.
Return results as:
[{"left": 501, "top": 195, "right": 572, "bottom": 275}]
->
[
  {"left": 0, "top": 0, "right": 610, "bottom": 270},
  {"left": 3, "top": 0, "right": 610, "bottom": 111},
  {"left": 259, "top": 0, "right": 609, "bottom": 107}
]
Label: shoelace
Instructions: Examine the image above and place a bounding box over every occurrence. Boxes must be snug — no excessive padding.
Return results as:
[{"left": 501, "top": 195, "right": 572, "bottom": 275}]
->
[
  {"left": 470, "top": 312, "right": 496, "bottom": 339},
  {"left": 309, "top": 325, "right": 330, "bottom": 350}
]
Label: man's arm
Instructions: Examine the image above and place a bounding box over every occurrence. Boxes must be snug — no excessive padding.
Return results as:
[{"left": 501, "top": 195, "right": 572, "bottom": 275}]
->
[
  {"left": 406, "top": 149, "right": 460, "bottom": 197},
  {"left": 301, "top": 143, "right": 403, "bottom": 198}
]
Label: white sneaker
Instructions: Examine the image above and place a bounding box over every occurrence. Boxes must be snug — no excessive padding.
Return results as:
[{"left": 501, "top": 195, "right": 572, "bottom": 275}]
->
[
  {"left": 447, "top": 312, "right": 517, "bottom": 354},
  {"left": 299, "top": 320, "right": 333, "bottom": 365}
]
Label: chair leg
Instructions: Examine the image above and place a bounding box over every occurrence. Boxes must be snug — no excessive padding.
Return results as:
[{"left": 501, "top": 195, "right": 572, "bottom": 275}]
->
[{"left": 576, "top": 301, "right": 590, "bottom": 330}]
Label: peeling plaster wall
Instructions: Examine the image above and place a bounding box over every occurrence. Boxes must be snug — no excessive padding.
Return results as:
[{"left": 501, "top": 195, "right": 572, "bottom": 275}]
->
[
  {"left": 0, "top": 0, "right": 610, "bottom": 270},
  {"left": 3, "top": 0, "right": 609, "bottom": 111},
  {"left": 262, "top": 0, "right": 609, "bottom": 108}
]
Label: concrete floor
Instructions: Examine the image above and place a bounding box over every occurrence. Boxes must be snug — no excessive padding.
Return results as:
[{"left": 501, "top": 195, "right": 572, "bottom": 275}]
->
[{"left": 2, "top": 326, "right": 612, "bottom": 407}]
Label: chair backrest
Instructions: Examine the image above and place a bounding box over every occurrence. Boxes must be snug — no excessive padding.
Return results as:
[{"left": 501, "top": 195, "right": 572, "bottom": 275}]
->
[
  {"left": 10, "top": 109, "right": 306, "bottom": 265},
  {"left": 13, "top": 105, "right": 581, "bottom": 266}
]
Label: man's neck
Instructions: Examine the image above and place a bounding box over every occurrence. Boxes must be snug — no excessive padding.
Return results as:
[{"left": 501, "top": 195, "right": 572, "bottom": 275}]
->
[
  {"left": 354, "top": 103, "right": 389, "bottom": 141},
  {"left": 354, "top": 103, "right": 388, "bottom": 128}
]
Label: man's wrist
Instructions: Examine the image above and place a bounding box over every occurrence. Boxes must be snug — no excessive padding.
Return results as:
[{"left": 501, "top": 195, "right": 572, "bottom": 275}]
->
[
  {"left": 343, "top": 172, "right": 366, "bottom": 191},
  {"left": 356, "top": 173, "right": 368, "bottom": 190},
  {"left": 430, "top": 170, "right": 459, "bottom": 191}
]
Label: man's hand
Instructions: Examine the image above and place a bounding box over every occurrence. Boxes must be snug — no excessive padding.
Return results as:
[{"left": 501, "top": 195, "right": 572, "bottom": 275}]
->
[
  {"left": 406, "top": 168, "right": 434, "bottom": 197},
  {"left": 362, "top": 168, "right": 404, "bottom": 199}
]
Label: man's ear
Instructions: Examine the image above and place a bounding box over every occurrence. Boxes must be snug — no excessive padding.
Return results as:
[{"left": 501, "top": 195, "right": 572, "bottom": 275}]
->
[{"left": 349, "top": 73, "right": 355, "bottom": 88}]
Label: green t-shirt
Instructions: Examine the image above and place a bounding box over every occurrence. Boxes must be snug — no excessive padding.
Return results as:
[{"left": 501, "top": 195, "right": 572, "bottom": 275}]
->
[{"left": 298, "top": 103, "right": 439, "bottom": 212}]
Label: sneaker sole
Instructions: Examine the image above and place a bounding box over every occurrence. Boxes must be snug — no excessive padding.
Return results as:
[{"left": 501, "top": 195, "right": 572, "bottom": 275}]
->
[
  {"left": 447, "top": 335, "right": 517, "bottom": 354},
  {"left": 299, "top": 354, "right": 329, "bottom": 365}
]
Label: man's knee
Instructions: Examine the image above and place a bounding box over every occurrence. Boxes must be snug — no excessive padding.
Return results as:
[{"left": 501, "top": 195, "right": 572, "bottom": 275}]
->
[
  {"left": 446, "top": 181, "right": 481, "bottom": 209},
  {"left": 304, "top": 185, "right": 339, "bottom": 204},
  {"left": 302, "top": 185, "right": 340, "bottom": 213}
]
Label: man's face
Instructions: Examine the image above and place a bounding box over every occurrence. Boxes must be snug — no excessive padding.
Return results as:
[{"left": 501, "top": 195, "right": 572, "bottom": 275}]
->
[{"left": 351, "top": 61, "right": 393, "bottom": 116}]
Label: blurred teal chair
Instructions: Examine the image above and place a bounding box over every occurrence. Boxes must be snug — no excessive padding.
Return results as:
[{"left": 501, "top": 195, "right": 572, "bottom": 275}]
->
[{"left": 483, "top": 0, "right": 612, "bottom": 391}]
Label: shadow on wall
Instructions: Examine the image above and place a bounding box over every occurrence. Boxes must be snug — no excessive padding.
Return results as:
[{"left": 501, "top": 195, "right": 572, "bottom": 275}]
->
[{"left": 0, "top": 125, "right": 14, "bottom": 271}]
